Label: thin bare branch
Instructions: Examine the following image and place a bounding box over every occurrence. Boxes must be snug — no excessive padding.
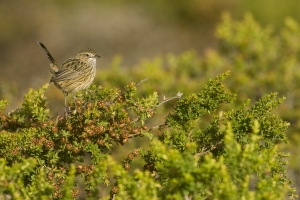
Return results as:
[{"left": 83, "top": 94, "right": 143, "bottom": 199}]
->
[
  {"left": 156, "top": 91, "right": 183, "bottom": 108},
  {"left": 135, "top": 77, "right": 149, "bottom": 87},
  {"left": 128, "top": 132, "right": 141, "bottom": 138},
  {"left": 194, "top": 141, "right": 223, "bottom": 157},
  {"left": 128, "top": 122, "right": 166, "bottom": 138},
  {"left": 149, "top": 122, "right": 166, "bottom": 131},
  {"left": 130, "top": 91, "right": 183, "bottom": 124}
]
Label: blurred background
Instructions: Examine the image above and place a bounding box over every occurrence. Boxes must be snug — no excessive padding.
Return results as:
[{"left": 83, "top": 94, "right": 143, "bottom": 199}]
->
[
  {"left": 2, "top": 0, "right": 300, "bottom": 109},
  {"left": 1, "top": 0, "right": 300, "bottom": 196}
]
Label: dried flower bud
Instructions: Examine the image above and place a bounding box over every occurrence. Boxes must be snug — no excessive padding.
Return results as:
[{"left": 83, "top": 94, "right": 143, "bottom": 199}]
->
[
  {"left": 81, "top": 132, "right": 88, "bottom": 139},
  {"left": 12, "top": 148, "right": 19, "bottom": 155},
  {"left": 133, "top": 148, "right": 140, "bottom": 156},
  {"left": 111, "top": 186, "right": 119, "bottom": 194},
  {"left": 151, "top": 171, "right": 156, "bottom": 177},
  {"left": 87, "top": 129, "right": 94, "bottom": 137},
  {"left": 66, "top": 124, "right": 72, "bottom": 131},
  {"left": 110, "top": 131, "right": 116, "bottom": 138},
  {"left": 75, "top": 99, "right": 82, "bottom": 106},
  {"left": 150, "top": 110, "right": 155, "bottom": 117},
  {"left": 55, "top": 184, "right": 60, "bottom": 191},
  {"left": 121, "top": 131, "right": 129, "bottom": 139},
  {"left": 122, "top": 138, "right": 128, "bottom": 144},
  {"left": 119, "top": 123, "right": 125, "bottom": 128},
  {"left": 82, "top": 166, "right": 89, "bottom": 173},
  {"left": 51, "top": 126, "right": 58, "bottom": 133},
  {"left": 38, "top": 136, "right": 47, "bottom": 145},
  {"left": 57, "top": 116, "right": 65, "bottom": 125},
  {"left": 76, "top": 107, "right": 82, "bottom": 114},
  {"left": 124, "top": 163, "right": 130, "bottom": 170},
  {"left": 48, "top": 171, "right": 54, "bottom": 180},
  {"left": 87, "top": 102, "right": 93, "bottom": 110},
  {"left": 97, "top": 139, "right": 104, "bottom": 146},
  {"left": 66, "top": 144, "right": 73, "bottom": 151},
  {"left": 97, "top": 100, "right": 104, "bottom": 108},
  {"left": 45, "top": 140, "right": 54, "bottom": 149},
  {"left": 59, "top": 178, "right": 65, "bottom": 184},
  {"left": 128, "top": 153, "right": 135, "bottom": 161},
  {"left": 87, "top": 120, "right": 94, "bottom": 126},
  {"left": 40, "top": 122, "right": 47, "bottom": 130},
  {"left": 31, "top": 137, "right": 38, "bottom": 144},
  {"left": 132, "top": 128, "right": 139, "bottom": 134},
  {"left": 0, "top": 115, "right": 7, "bottom": 122},
  {"left": 61, "top": 137, "right": 68, "bottom": 143},
  {"left": 73, "top": 147, "right": 80, "bottom": 153},
  {"left": 72, "top": 188, "right": 80, "bottom": 198},
  {"left": 77, "top": 165, "right": 83, "bottom": 173}
]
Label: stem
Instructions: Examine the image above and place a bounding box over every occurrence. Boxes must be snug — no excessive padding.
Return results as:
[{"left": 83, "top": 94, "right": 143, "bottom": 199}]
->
[{"left": 135, "top": 77, "right": 149, "bottom": 87}]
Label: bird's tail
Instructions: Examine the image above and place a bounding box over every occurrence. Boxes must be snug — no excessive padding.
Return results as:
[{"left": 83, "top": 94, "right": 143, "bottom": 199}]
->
[{"left": 37, "top": 41, "right": 59, "bottom": 74}]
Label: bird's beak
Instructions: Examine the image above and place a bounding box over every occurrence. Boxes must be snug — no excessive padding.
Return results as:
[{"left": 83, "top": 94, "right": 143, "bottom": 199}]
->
[{"left": 95, "top": 55, "right": 101, "bottom": 58}]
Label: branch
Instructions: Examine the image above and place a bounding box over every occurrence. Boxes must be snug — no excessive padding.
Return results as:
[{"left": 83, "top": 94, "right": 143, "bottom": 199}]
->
[
  {"left": 149, "top": 122, "right": 166, "bottom": 131},
  {"left": 194, "top": 141, "right": 223, "bottom": 157},
  {"left": 131, "top": 91, "right": 183, "bottom": 124},
  {"left": 156, "top": 91, "right": 183, "bottom": 108},
  {"left": 135, "top": 77, "right": 149, "bottom": 87},
  {"left": 128, "top": 122, "right": 166, "bottom": 138}
]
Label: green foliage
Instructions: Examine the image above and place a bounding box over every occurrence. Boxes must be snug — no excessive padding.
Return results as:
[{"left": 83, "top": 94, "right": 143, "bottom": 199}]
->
[
  {"left": 0, "top": 72, "right": 296, "bottom": 199},
  {"left": 166, "top": 72, "right": 236, "bottom": 127},
  {"left": 94, "top": 13, "right": 300, "bottom": 193},
  {"left": 0, "top": 158, "right": 53, "bottom": 199},
  {"left": 0, "top": 14, "right": 298, "bottom": 199}
]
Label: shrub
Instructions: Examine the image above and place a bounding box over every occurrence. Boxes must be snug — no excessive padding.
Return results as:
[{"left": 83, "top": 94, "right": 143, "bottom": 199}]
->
[{"left": 0, "top": 71, "right": 296, "bottom": 199}]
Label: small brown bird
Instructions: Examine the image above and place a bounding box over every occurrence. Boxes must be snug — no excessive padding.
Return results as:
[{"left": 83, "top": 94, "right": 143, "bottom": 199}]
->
[{"left": 37, "top": 41, "right": 100, "bottom": 115}]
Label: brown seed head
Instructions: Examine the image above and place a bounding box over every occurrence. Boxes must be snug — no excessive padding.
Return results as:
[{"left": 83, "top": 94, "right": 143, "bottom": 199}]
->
[
  {"left": 128, "top": 153, "right": 135, "bottom": 161},
  {"left": 45, "top": 140, "right": 55, "bottom": 149},
  {"left": 124, "top": 163, "right": 130, "bottom": 170},
  {"left": 133, "top": 148, "right": 140, "bottom": 156},
  {"left": 111, "top": 186, "right": 119, "bottom": 194}
]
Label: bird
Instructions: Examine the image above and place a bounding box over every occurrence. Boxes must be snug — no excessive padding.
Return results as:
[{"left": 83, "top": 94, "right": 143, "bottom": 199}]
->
[{"left": 37, "top": 41, "right": 100, "bottom": 116}]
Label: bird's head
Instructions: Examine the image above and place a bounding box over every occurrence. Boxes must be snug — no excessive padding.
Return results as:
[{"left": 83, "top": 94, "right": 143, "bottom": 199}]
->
[{"left": 76, "top": 49, "right": 100, "bottom": 66}]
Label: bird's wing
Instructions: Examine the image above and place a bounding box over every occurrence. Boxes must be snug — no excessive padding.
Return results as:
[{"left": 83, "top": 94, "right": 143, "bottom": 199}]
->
[{"left": 52, "top": 59, "right": 87, "bottom": 82}]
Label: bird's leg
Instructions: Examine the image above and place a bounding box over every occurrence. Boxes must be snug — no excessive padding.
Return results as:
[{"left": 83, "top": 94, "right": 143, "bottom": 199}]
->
[
  {"left": 72, "top": 93, "right": 78, "bottom": 111},
  {"left": 64, "top": 92, "right": 68, "bottom": 118},
  {"left": 55, "top": 113, "right": 60, "bottom": 124}
]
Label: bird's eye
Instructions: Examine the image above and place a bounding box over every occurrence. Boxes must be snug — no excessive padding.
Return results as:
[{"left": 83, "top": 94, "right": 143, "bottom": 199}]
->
[{"left": 85, "top": 54, "right": 89, "bottom": 57}]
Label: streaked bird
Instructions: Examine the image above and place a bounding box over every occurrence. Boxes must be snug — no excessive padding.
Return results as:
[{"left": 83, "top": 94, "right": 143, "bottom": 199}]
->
[{"left": 37, "top": 41, "right": 100, "bottom": 115}]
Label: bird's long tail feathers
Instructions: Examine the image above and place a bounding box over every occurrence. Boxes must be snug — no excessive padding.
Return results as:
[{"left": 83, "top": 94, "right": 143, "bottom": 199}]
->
[
  {"left": 37, "top": 41, "right": 57, "bottom": 64},
  {"left": 37, "top": 41, "right": 60, "bottom": 74}
]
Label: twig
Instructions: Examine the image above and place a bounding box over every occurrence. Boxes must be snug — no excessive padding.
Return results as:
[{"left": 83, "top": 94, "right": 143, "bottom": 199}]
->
[
  {"left": 156, "top": 91, "right": 183, "bottom": 108},
  {"left": 128, "top": 122, "right": 166, "bottom": 138},
  {"left": 135, "top": 77, "right": 149, "bottom": 87},
  {"left": 194, "top": 141, "right": 223, "bottom": 157},
  {"left": 131, "top": 91, "right": 183, "bottom": 124},
  {"left": 128, "top": 133, "right": 141, "bottom": 138},
  {"left": 149, "top": 122, "right": 166, "bottom": 131}
]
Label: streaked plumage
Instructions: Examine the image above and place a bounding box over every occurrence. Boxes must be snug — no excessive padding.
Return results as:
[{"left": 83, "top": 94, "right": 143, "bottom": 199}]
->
[{"left": 37, "top": 41, "right": 100, "bottom": 115}]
